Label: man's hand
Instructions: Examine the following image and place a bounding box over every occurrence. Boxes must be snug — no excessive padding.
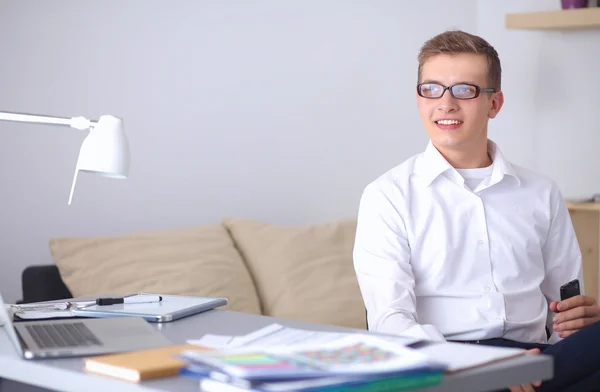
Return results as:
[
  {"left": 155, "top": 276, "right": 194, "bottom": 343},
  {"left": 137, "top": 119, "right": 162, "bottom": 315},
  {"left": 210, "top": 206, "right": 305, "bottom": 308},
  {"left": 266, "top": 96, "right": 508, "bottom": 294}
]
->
[
  {"left": 508, "top": 348, "right": 542, "bottom": 392},
  {"left": 550, "top": 295, "right": 600, "bottom": 338}
]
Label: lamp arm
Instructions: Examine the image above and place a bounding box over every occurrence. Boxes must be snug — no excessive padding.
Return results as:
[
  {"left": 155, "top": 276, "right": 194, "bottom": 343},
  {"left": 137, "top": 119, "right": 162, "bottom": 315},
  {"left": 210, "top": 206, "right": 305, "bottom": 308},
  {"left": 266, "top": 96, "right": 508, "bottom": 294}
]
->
[{"left": 0, "top": 111, "right": 98, "bottom": 130}]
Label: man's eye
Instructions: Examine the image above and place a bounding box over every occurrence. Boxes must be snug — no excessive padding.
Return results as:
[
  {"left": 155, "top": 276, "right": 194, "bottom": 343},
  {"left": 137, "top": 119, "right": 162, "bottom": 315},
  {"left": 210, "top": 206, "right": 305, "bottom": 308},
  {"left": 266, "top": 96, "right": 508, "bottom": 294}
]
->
[{"left": 455, "top": 85, "right": 475, "bottom": 94}]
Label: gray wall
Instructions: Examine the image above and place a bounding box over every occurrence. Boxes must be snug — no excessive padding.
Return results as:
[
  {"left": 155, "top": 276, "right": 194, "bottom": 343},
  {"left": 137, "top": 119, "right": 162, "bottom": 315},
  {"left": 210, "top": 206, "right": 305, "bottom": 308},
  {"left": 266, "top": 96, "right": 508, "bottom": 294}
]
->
[
  {"left": 477, "top": 0, "right": 600, "bottom": 192},
  {"left": 1, "top": 0, "right": 598, "bottom": 303}
]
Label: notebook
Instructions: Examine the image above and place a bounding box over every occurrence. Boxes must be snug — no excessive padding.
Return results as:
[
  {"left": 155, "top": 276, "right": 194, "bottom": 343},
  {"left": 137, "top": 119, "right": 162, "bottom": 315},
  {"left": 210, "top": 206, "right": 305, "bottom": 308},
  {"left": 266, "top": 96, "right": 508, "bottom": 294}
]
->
[{"left": 83, "top": 343, "right": 212, "bottom": 382}]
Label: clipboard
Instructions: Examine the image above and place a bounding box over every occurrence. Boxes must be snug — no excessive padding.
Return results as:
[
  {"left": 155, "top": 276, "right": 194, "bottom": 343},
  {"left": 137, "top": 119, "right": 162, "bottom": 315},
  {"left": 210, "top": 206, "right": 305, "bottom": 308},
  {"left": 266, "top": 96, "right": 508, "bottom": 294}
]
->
[{"left": 71, "top": 293, "right": 228, "bottom": 323}]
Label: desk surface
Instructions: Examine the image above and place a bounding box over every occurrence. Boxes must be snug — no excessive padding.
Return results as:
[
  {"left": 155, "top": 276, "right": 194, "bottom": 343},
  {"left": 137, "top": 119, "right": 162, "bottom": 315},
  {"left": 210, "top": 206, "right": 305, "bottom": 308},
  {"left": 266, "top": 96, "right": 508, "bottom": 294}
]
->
[{"left": 0, "top": 309, "right": 553, "bottom": 392}]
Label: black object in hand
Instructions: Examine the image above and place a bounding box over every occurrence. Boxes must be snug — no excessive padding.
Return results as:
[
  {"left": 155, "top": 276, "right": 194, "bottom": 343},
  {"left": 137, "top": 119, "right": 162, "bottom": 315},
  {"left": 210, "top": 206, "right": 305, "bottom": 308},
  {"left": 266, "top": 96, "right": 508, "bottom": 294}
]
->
[{"left": 560, "top": 279, "right": 581, "bottom": 301}]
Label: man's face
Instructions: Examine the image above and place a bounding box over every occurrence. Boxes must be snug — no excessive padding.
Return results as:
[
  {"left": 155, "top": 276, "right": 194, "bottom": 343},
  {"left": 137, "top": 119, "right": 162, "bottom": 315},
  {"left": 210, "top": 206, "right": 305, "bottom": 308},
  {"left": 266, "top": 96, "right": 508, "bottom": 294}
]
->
[{"left": 416, "top": 53, "right": 503, "bottom": 152}]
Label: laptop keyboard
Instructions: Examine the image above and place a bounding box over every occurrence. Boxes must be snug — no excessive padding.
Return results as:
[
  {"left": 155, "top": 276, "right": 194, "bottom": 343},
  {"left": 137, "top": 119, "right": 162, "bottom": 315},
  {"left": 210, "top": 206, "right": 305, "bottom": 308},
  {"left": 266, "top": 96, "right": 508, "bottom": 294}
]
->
[{"left": 25, "top": 322, "right": 102, "bottom": 349}]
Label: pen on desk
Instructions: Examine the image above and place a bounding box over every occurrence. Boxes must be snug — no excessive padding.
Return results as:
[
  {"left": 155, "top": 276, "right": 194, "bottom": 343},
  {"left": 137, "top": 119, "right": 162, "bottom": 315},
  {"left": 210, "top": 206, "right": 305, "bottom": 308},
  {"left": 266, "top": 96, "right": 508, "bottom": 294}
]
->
[{"left": 95, "top": 295, "right": 163, "bottom": 306}]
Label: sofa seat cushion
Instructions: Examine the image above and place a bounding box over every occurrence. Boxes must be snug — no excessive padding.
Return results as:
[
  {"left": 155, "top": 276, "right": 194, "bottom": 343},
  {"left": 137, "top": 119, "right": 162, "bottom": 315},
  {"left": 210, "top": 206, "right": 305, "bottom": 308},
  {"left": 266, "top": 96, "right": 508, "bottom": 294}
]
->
[
  {"left": 49, "top": 225, "right": 262, "bottom": 315},
  {"left": 223, "top": 217, "right": 365, "bottom": 329}
]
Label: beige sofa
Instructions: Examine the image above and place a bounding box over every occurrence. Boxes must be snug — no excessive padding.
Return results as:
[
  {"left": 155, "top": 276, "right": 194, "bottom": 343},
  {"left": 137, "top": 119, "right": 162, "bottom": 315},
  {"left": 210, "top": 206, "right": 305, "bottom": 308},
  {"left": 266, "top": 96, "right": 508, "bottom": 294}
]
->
[{"left": 49, "top": 217, "right": 367, "bottom": 330}]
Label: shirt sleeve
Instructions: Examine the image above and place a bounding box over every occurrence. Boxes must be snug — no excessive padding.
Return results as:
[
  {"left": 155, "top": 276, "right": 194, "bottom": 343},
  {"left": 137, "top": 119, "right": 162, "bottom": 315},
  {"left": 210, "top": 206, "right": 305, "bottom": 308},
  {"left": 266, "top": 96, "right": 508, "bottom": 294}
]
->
[
  {"left": 353, "top": 181, "right": 446, "bottom": 342},
  {"left": 540, "top": 182, "right": 584, "bottom": 344}
]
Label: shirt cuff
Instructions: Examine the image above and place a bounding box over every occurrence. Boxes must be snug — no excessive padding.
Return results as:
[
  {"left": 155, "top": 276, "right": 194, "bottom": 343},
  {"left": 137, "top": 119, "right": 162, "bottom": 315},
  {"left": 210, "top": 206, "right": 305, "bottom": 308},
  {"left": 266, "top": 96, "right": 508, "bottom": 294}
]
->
[
  {"left": 375, "top": 313, "right": 447, "bottom": 343},
  {"left": 404, "top": 324, "right": 447, "bottom": 343}
]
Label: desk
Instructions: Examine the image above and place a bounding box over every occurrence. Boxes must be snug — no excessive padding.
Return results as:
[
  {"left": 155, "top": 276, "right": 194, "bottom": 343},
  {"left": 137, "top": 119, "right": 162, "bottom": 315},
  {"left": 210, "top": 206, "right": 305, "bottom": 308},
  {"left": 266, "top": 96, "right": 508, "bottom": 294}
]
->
[{"left": 0, "top": 309, "right": 552, "bottom": 392}]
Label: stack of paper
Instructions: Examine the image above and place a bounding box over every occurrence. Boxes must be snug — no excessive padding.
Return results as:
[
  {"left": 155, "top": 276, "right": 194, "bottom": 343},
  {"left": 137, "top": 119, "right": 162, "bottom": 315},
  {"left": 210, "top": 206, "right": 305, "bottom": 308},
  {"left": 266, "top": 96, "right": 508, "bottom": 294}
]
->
[
  {"left": 196, "top": 369, "right": 443, "bottom": 392},
  {"left": 9, "top": 302, "right": 76, "bottom": 319},
  {"left": 179, "top": 334, "right": 446, "bottom": 391},
  {"left": 179, "top": 324, "right": 528, "bottom": 391}
]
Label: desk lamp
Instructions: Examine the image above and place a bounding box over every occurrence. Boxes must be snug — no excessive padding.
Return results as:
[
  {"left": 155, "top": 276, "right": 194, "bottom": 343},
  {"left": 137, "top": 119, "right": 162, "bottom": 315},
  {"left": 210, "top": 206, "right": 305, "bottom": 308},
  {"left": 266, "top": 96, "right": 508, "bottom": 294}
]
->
[{"left": 0, "top": 111, "right": 130, "bottom": 205}]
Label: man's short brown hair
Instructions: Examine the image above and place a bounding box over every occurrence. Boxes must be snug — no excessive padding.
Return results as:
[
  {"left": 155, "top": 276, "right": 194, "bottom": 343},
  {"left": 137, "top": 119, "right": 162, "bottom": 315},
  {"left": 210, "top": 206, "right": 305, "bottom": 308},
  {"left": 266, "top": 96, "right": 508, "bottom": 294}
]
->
[{"left": 417, "top": 30, "right": 501, "bottom": 90}]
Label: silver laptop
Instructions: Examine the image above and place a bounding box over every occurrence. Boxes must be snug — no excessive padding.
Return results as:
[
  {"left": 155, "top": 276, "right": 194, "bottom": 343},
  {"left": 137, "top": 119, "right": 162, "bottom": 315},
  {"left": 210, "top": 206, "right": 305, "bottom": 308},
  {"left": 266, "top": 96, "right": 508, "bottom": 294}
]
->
[{"left": 0, "top": 294, "right": 173, "bottom": 359}]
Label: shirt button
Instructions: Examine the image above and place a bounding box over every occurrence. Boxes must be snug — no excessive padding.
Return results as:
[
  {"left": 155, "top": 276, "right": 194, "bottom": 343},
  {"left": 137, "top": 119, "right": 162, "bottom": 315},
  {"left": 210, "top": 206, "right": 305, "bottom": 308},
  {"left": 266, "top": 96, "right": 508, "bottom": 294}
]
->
[
  {"left": 496, "top": 316, "right": 503, "bottom": 321},
  {"left": 484, "top": 285, "right": 491, "bottom": 292},
  {"left": 478, "top": 240, "right": 485, "bottom": 246}
]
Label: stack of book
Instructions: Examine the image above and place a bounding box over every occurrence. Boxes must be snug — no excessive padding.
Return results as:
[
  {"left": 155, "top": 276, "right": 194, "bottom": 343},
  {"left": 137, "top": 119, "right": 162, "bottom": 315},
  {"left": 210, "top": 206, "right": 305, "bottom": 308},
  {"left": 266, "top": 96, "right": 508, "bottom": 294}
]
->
[{"left": 177, "top": 334, "right": 447, "bottom": 392}]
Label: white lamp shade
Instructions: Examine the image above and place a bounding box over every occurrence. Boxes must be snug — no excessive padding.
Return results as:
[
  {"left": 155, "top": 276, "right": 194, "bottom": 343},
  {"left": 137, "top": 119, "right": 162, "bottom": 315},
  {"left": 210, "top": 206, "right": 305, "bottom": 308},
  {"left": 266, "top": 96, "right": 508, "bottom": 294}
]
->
[{"left": 68, "top": 115, "right": 130, "bottom": 204}]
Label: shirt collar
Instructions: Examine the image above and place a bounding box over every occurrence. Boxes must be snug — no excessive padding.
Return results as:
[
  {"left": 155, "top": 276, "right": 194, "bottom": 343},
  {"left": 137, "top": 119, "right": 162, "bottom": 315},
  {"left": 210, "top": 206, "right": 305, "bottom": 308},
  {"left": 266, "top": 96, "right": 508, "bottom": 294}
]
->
[{"left": 418, "top": 139, "right": 521, "bottom": 188}]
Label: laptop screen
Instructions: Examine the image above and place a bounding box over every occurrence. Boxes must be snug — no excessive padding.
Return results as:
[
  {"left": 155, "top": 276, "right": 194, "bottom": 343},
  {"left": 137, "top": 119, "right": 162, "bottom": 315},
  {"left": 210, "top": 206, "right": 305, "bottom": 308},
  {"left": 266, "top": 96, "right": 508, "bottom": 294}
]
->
[{"left": 0, "top": 294, "right": 24, "bottom": 357}]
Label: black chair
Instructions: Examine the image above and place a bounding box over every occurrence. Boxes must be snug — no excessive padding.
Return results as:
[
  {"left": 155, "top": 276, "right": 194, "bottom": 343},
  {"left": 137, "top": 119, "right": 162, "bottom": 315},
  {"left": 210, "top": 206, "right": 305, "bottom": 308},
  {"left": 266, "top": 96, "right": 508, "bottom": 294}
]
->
[{"left": 19, "top": 265, "right": 72, "bottom": 304}]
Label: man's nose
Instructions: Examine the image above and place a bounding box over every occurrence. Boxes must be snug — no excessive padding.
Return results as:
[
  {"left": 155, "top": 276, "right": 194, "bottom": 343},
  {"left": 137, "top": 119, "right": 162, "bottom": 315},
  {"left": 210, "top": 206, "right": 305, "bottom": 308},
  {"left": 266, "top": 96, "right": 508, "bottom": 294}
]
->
[{"left": 437, "top": 89, "right": 459, "bottom": 113}]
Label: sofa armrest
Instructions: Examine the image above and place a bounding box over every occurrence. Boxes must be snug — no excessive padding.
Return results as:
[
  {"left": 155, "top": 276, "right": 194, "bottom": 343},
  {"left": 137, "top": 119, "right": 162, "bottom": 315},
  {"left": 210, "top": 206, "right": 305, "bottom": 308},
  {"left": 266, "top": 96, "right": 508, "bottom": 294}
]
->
[{"left": 20, "top": 265, "right": 72, "bottom": 303}]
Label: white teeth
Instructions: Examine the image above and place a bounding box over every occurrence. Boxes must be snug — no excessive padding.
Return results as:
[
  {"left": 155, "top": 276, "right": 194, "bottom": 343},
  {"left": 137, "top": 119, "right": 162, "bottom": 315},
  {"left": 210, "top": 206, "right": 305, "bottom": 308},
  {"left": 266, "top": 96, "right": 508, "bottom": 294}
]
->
[{"left": 436, "top": 120, "right": 462, "bottom": 125}]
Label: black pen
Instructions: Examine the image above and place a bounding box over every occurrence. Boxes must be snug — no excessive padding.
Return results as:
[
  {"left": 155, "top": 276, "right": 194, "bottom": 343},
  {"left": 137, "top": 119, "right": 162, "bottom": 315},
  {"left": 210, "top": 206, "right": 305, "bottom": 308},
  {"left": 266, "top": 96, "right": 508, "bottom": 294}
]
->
[{"left": 95, "top": 295, "right": 162, "bottom": 306}]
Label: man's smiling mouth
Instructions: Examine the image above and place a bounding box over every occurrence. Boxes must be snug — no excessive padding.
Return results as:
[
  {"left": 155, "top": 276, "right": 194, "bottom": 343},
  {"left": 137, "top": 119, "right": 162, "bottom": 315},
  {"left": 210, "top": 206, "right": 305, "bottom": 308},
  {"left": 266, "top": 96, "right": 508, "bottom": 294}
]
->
[{"left": 435, "top": 120, "right": 463, "bottom": 125}]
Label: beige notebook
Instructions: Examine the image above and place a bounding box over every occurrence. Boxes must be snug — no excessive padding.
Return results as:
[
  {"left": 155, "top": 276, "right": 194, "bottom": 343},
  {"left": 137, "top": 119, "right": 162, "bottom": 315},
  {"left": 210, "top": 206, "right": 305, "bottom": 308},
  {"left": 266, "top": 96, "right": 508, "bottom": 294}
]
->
[{"left": 83, "top": 344, "right": 210, "bottom": 382}]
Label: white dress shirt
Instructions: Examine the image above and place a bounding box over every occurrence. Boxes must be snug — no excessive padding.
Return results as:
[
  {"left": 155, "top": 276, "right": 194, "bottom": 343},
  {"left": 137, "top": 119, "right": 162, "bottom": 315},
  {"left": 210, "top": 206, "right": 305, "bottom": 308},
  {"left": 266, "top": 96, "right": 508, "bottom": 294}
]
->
[{"left": 353, "top": 139, "right": 583, "bottom": 344}]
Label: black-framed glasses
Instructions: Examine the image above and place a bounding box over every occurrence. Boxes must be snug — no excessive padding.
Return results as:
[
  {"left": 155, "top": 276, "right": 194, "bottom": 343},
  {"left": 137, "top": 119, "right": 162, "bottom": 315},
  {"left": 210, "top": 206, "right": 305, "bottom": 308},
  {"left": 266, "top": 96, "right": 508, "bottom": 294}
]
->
[{"left": 417, "top": 83, "right": 496, "bottom": 100}]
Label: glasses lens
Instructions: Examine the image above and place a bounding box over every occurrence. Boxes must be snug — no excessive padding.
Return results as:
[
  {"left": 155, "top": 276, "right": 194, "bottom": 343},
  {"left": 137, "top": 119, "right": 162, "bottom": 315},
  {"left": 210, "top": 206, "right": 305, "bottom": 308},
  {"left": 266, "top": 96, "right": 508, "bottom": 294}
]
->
[
  {"left": 451, "top": 84, "right": 477, "bottom": 99},
  {"left": 418, "top": 83, "right": 443, "bottom": 98}
]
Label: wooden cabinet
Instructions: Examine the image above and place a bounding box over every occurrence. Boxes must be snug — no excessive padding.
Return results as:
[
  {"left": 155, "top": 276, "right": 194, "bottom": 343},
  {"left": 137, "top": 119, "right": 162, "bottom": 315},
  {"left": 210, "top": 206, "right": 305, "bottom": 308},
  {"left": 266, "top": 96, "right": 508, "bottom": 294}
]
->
[{"left": 566, "top": 202, "right": 600, "bottom": 301}]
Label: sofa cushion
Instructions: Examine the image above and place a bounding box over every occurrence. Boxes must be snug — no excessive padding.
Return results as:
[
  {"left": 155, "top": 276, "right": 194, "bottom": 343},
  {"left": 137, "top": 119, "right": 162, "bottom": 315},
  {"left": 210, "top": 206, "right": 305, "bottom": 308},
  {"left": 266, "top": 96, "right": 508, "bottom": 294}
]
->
[
  {"left": 222, "top": 217, "right": 365, "bottom": 329},
  {"left": 49, "top": 225, "right": 262, "bottom": 315}
]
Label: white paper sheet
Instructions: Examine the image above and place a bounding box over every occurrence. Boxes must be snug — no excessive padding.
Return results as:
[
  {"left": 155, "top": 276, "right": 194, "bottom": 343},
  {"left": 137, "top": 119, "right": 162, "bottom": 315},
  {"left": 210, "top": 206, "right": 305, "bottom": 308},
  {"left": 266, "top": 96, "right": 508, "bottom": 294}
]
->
[
  {"left": 187, "top": 323, "right": 420, "bottom": 350},
  {"left": 187, "top": 334, "right": 235, "bottom": 349},
  {"left": 418, "top": 341, "right": 526, "bottom": 372},
  {"left": 11, "top": 310, "right": 75, "bottom": 319}
]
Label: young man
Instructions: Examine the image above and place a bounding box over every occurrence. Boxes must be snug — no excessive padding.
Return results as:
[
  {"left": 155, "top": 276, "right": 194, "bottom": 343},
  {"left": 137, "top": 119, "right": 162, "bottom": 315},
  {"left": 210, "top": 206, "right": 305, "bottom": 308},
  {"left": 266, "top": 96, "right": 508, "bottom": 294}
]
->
[{"left": 353, "top": 30, "right": 600, "bottom": 392}]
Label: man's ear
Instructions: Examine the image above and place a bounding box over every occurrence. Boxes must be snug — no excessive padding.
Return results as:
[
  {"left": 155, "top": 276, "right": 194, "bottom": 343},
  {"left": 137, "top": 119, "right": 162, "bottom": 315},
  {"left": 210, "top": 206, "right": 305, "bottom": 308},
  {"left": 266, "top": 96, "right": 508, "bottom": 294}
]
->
[{"left": 488, "top": 91, "right": 504, "bottom": 119}]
